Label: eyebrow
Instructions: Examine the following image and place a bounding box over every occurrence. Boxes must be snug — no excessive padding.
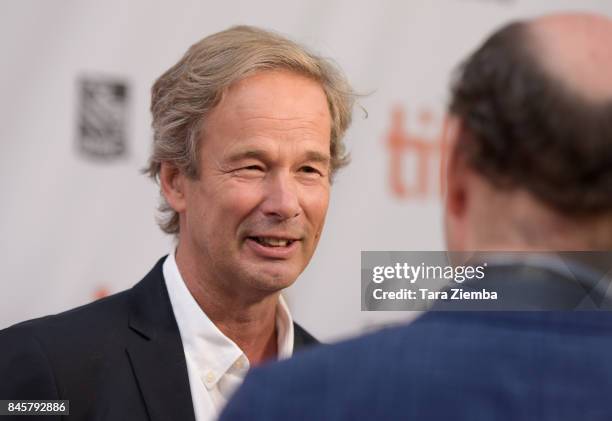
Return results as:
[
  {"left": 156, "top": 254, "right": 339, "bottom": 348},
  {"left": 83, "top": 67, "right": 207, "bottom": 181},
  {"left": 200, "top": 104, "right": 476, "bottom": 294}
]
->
[
  {"left": 226, "top": 149, "right": 331, "bottom": 166},
  {"left": 225, "top": 149, "right": 268, "bottom": 163},
  {"left": 302, "top": 151, "right": 331, "bottom": 166}
]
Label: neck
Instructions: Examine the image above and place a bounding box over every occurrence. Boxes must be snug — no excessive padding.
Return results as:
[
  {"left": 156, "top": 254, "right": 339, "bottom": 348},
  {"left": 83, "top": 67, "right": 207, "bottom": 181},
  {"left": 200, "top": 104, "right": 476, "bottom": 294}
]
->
[
  {"left": 174, "top": 242, "right": 280, "bottom": 365},
  {"left": 466, "top": 186, "right": 612, "bottom": 251},
  {"left": 204, "top": 298, "right": 279, "bottom": 366},
  {"left": 472, "top": 214, "right": 612, "bottom": 251}
]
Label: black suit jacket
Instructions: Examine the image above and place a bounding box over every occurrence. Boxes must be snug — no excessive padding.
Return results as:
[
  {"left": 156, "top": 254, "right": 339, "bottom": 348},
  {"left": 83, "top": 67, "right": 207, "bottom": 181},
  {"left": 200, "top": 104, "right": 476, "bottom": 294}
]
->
[{"left": 0, "top": 257, "right": 318, "bottom": 420}]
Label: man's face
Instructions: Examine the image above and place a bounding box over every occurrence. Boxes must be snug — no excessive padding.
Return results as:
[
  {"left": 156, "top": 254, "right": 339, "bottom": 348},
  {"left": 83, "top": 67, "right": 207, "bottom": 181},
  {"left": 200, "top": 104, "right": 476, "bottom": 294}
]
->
[{"left": 180, "top": 70, "right": 332, "bottom": 296}]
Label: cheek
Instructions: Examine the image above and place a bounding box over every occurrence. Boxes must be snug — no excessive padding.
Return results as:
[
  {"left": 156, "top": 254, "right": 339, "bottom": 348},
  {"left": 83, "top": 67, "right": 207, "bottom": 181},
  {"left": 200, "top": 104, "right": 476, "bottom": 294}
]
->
[
  {"left": 302, "top": 186, "right": 330, "bottom": 227},
  {"left": 215, "top": 182, "right": 264, "bottom": 218},
  {"left": 186, "top": 182, "right": 262, "bottom": 231}
]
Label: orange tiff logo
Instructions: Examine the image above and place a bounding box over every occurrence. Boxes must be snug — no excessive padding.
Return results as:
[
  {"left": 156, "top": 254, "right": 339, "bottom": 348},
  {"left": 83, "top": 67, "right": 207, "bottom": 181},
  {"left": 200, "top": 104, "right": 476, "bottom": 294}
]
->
[{"left": 385, "top": 105, "right": 452, "bottom": 200}]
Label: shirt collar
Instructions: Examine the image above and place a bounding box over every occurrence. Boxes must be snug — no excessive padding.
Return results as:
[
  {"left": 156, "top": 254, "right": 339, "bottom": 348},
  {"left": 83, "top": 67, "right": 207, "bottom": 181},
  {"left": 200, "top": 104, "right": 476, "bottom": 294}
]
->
[
  {"left": 163, "top": 251, "right": 294, "bottom": 388},
  {"left": 276, "top": 294, "right": 294, "bottom": 360}
]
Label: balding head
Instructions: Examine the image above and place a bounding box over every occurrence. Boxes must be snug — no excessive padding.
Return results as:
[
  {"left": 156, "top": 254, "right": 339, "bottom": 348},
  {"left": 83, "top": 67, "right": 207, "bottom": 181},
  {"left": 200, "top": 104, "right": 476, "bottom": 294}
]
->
[
  {"left": 529, "top": 13, "right": 612, "bottom": 102},
  {"left": 445, "top": 12, "right": 612, "bottom": 251}
]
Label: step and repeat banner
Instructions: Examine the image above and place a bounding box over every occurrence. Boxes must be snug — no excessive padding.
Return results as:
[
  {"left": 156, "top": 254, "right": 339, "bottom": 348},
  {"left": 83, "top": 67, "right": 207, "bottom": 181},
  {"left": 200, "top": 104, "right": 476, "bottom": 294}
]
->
[{"left": 1, "top": 0, "right": 611, "bottom": 341}]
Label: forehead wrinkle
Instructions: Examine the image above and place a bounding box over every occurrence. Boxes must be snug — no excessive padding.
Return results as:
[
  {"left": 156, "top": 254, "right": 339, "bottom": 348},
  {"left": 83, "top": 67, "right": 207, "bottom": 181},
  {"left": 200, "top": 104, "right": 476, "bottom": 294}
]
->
[
  {"left": 234, "top": 114, "right": 331, "bottom": 141},
  {"left": 203, "top": 112, "right": 330, "bottom": 149},
  {"left": 240, "top": 115, "right": 329, "bottom": 129},
  {"left": 234, "top": 104, "right": 330, "bottom": 124},
  {"left": 241, "top": 114, "right": 327, "bottom": 122}
]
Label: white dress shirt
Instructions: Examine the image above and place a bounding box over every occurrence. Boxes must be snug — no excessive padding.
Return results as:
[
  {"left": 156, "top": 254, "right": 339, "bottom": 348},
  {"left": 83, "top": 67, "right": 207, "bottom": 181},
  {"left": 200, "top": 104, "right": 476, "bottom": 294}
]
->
[{"left": 163, "top": 251, "right": 294, "bottom": 421}]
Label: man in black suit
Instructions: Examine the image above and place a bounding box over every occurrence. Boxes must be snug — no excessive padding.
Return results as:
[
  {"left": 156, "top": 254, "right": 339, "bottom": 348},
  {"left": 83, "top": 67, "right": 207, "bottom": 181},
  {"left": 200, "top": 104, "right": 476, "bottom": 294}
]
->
[
  {"left": 0, "top": 26, "right": 355, "bottom": 420},
  {"left": 221, "top": 13, "right": 612, "bottom": 421}
]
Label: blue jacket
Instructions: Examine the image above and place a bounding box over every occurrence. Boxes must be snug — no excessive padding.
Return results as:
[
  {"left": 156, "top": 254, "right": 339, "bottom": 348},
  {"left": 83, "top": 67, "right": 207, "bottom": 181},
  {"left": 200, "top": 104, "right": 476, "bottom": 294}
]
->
[{"left": 221, "top": 264, "right": 612, "bottom": 421}]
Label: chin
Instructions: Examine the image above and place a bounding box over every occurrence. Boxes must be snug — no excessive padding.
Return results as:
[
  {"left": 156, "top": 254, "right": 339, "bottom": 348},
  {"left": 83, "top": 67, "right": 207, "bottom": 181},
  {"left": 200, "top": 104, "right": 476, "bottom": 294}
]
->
[{"left": 250, "top": 267, "right": 300, "bottom": 292}]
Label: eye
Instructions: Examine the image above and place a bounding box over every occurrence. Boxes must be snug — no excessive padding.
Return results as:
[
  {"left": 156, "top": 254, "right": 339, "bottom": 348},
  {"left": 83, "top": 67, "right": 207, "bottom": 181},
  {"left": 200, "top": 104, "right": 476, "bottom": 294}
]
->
[
  {"left": 243, "top": 165, "right": 264, "bottom": 172},
  {"left": 231, "top": 164, "right": 266, "bottom": 178},
  {"left": 299, "top": 166, "right": 324, "bottom": 176}
]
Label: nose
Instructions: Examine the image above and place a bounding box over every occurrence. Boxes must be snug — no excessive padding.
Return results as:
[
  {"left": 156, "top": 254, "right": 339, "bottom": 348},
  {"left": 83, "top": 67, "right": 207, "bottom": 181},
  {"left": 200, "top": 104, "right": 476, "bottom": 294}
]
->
[{"left": 260, "top": 171, "right": 301, "bottom": 220}]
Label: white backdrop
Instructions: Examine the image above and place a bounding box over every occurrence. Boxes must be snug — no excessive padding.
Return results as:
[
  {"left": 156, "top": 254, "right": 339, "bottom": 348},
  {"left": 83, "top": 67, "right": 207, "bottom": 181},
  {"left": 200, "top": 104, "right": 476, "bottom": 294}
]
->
[{"left": 1, "top": 0, "right": 611, "bottom": 341}]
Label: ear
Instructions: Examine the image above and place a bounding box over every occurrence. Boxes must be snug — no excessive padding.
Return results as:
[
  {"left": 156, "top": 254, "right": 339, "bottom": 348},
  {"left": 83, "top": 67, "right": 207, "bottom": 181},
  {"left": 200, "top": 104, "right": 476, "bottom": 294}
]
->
[
  {"left": 159, "top": 162, "right": 187, "bottom": 213},
  {"left": 445, "top": 119, "right": 470, "bottom": 220},
  {"left": 443, "top": 118, "right": 470, "bottom": 250}
]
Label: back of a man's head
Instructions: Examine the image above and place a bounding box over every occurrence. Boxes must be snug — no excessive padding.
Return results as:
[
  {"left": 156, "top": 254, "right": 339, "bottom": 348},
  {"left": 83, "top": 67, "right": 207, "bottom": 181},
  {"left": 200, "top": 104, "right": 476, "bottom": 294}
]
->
[{"left": 445, "top": 13, "right": 612, "bottom": 251}]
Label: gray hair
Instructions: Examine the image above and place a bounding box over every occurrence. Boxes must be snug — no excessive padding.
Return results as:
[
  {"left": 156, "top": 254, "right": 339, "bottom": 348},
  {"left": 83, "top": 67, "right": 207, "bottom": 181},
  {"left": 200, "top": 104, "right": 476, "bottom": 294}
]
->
[{"left": 144, "top": 25, "right": 355, "bottom": 235}]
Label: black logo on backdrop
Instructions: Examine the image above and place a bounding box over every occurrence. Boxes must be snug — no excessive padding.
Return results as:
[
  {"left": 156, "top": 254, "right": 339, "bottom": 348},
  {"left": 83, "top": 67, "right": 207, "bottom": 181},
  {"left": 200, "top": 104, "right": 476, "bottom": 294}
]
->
[{"left": 77, "top": 77, "right": 129, "bottom": 160}]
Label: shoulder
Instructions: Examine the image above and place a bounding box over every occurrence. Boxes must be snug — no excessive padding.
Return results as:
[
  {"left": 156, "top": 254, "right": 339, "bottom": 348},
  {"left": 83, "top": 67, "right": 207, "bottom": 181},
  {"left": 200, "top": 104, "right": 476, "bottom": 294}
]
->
[
  {"left": 223, "top": 311, "right": 612, "bottom": 420},
  {"left": 0, "top": 255, "right": 168, "bottom": 348},
  {"left": 0, "top": 291, "right": 131, "bottom": 400},
  {"left": 221, "top": 324, "right": 412, "bottom": 419},
  {"left": 2, "top": 288, "right": 132, "bottom": 343}
]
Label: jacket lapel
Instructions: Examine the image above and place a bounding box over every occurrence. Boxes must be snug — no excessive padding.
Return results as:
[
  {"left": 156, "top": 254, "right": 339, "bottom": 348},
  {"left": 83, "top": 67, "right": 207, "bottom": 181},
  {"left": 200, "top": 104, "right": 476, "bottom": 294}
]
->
[
  {"left": 293, "top": 322, "right": 319, "bottom": 350},
  {"left": 126, "top": 257, "right": 196, "bottom": 421}
]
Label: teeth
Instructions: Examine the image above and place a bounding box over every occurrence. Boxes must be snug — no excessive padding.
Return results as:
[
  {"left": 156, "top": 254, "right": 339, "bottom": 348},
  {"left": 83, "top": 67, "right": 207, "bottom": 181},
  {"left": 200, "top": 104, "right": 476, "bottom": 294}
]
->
[{"left": 256, "top": 237, "right": 291, "bottom": 247}]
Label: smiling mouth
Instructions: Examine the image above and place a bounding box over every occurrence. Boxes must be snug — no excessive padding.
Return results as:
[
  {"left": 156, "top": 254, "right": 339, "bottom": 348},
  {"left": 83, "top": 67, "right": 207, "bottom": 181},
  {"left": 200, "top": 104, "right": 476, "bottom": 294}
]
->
[{"left": 249, "top": 237, "right": 297, "bottom": 247}]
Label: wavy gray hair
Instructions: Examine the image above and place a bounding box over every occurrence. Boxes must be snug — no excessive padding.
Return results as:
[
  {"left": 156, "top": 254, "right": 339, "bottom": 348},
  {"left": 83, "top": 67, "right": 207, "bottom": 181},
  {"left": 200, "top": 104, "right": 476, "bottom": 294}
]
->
[{"left": 144, "top": 25, "right": 355, "bottom": 235}]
